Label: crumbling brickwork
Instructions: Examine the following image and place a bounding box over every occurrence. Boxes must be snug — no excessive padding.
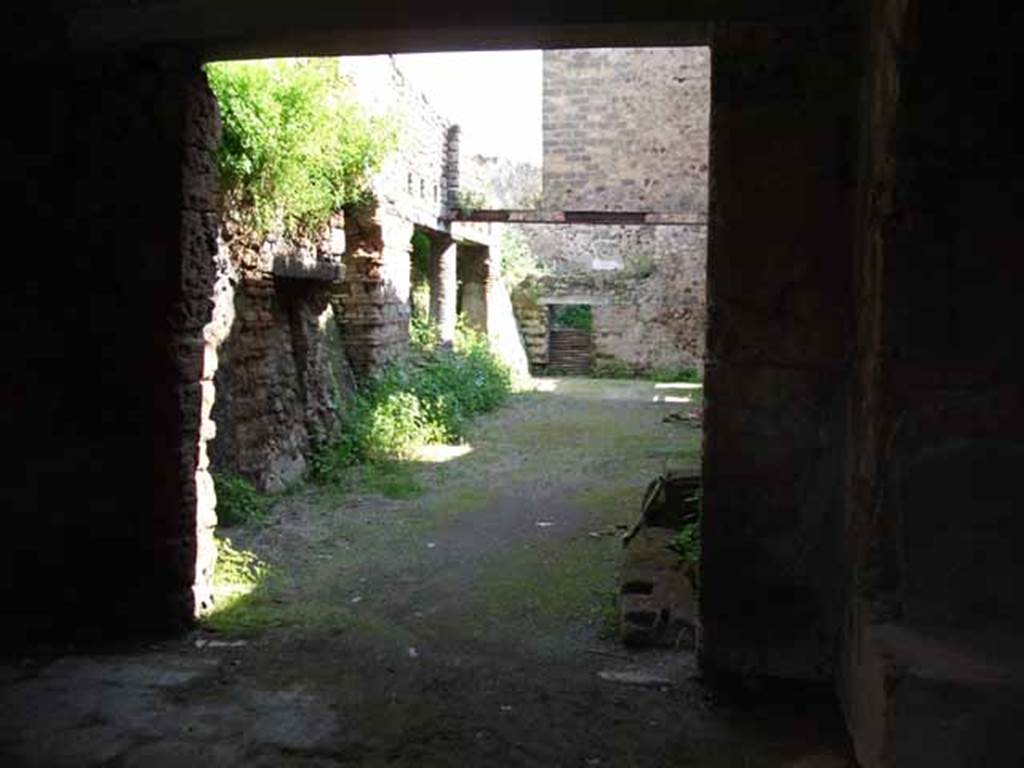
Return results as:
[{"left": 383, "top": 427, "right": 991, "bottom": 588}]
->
[
  {"left": 210, "top": 56, "right": 466, "bottom": 487},
  {"left": 208, "top": 223, "right": 353, "bottom": 491}
]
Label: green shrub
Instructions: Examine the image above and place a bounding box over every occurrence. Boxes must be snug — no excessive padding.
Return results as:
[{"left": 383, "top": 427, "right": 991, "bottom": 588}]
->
[
  {"left": 668, "top": 489, "right": 702, "bottom": 587},
  {"left": 213, "top": 473, "right": 269, "bottom": 527},
  {"left": 552, "top": 304, "right": 593, "bottom": 331},
  {"left": 311, "top": 318, "right": 512, "bottom": 486},
  {"left": 668, "top": 521, "right": 700, "bottom": 564},
  {"left": 455, "top": 189, "right": 487, "bottom": 215},
  {"left": 500, "top": 228, "right": 545, "bottom": 289},
  {"left": 409, "top": 313, "right": 439, "bottom": 353},
  {"left": 206, "top": 59, "right": 396, "bottom": 236}
]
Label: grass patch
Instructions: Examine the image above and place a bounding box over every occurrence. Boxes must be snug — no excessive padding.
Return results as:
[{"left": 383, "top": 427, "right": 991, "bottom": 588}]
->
[
  {"left": 201, "top": 535, "right": 275, "bottom": 634},
  {"left": 650, "top": 366, "right": 702, "bottom": 384},
  {"left": 362, "top": 461, "right": 423, "bottom": 499},
  {"left": 311, "top": 320, "right": 512, "bottom": 485},
  {"left": 470, "top": 533, "right": 622, "bottom": 640},
  {"left": 592, "top": 359, "right": 704, "bottom": 384}
]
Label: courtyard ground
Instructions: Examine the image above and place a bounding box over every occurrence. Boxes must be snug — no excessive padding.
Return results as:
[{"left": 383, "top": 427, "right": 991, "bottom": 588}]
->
[{"left": 0, "top": 379, "right": 853, "bottom": 767}]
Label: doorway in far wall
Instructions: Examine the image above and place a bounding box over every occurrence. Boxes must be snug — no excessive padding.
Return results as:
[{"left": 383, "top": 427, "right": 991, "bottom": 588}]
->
[{"left": 547, "top": 303, "right": 594, "bottom": 376}]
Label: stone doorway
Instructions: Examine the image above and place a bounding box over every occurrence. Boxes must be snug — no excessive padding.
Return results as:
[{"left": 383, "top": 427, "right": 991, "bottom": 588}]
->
[{"left": 546, "top": 303, "right": 595, "bottom": 376}]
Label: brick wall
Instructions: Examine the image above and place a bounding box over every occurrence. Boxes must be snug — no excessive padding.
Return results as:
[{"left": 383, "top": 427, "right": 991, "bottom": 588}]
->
[
  {"left": 512, "top": 47, "right": 709, "bottom": 374},
  {"left": 542, "top": 47, "right": 709, "bottom": 213}
]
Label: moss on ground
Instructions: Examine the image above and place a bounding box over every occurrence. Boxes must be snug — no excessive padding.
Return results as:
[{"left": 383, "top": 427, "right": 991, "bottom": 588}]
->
[{"left": 201, "top": 381, "right": 704, "bottom": 648}]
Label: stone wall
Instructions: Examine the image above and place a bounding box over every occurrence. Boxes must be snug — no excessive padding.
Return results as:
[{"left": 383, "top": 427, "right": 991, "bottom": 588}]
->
[
  {"left": 511, "top": 46, "right": 709, "bottom": 375},
  {"left": 0, "top": 51, "right": 221, "bottom": 641},
  {"left": 516, "top": 224, "right": 706, "bottom": 373},
  {"left": 342, "top": 55, "right": 456, "bottom": 228},
  {"left": 211, "top": 55, "right": 462, "bottom": 487},
  {"left": 336, "top": 55, "right": 461, "bottom": 371},
  {"left": 209, "top": 220, "right": 354, "bottom": 492},
  {"left": 839, "top": 2, "right": 1024, "bottom": 764},
  {"left": 543, "top": 47, "right": 710, "bottom": 213},
  {"left": 700, "top": 12, "right": 859, "bottom": 682}
]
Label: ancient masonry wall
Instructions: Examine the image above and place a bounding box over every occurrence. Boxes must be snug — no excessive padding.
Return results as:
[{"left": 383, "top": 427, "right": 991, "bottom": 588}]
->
[
  {"left": 516, "top": 224, "right": 706, "bottom": 373},
  {"left": 839, "top": 2, "right": 1024, "bottom": 764},
  {"left": 1, "top": 54, "right": 223, "bottom": 638},
  {"left": 210, "top": 56, "right": 458, "bottom": 489},
  {"left": 208, "top": 218, "right": 355, "bottom": 492},
  {"left": 337, "top": 55, "right": 459, "bottom": 374},
  {"left": 543, "top": 47, "right": 710, "bottom": 213},
  {"left": 515, "top": 47, "right": 709, "bottom": 375},
  {"left": 343, "top": 55, "right": 456, "bottom": 229}
]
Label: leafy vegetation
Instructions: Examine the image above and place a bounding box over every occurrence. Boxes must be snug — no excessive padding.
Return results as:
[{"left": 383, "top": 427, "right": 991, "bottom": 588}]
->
[
  {"left": 409, "top": 231, "right": 432, "bottom": 320},
  {"left": 454, "top": 189, "right": 487, "bottom": 216},
  {"left": 213, "top": 473, "right": 269, "bottom": 527},
  {"left": 551, "top": 304, "right": 593, "bottom": 331},
  {"left": 668, "top": 522, "right": 700, "bottom": 564},
  {"left": 650, "top": 365, "right": 702, "bottom": 384},
  {"left": 206, "top": 58, "right": 397, "bottom": 236},
  {"left": 500, "top": 228, "right": 545, "bottom": 290},
  {"left": 201, "top": 534, "right": 273, "bottom": 633},
  {"left": 213, "top": 535, "right": 270, "bottom": 587},
  {"left": 668, "top": 488, "right": 702, "bottom": 587},
  {"left": 311, "top": 320, "right": 512, "bottom": 486},
  {"left": 593, "top": 360, "right": 704, "bottom": 383}
]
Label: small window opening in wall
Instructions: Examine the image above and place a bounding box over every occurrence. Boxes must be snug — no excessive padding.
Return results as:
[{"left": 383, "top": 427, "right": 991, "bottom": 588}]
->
[
  {"left": 420, "top": 178, "right": 426, "bottom": 198},
  {"left": 407, "top": 172, "right": 414, "bottom": 194},
  {"left": 433, "top": 184, "right": 438, "bottom": 202}
]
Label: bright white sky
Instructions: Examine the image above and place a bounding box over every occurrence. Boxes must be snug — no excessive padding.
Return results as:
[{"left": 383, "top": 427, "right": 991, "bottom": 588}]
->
[{"left": 394, "top": 51, "right": 542, "bottom": 165}]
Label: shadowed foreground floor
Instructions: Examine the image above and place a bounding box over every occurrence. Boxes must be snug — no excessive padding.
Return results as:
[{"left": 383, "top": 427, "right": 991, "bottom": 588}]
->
[{"left": 1, "top": 379, "right": 853, "bottom": 767}]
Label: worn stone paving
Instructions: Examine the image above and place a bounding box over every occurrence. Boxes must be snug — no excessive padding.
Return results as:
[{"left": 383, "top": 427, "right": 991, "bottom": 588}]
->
[{"left": 0, "top": 379, "right": 853, "bottom": 767}]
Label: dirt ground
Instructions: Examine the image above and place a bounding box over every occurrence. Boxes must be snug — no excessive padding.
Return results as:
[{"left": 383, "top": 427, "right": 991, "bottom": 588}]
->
[{"left": 0, "top": 379, "right": 854, "bottom": 767}]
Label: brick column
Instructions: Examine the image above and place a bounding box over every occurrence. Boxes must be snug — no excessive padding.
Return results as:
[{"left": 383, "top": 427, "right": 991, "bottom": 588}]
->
[
  {"left": 700, "top": 15, "right": 859, "bottom": 681},
  {"left": 429, "top": 237, "right": 458, "bottom": 347},
  {"left": 339, "top": 200, "right": 413, "bottom": 377}
]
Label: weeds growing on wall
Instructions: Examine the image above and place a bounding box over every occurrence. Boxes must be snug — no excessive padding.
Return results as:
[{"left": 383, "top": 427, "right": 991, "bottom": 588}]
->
[
  {"left": 206, "top": 59, "right": 397, "bottom": 236},
  {"left": 310, "top": 320, "right": 512, "bottom": 485}
]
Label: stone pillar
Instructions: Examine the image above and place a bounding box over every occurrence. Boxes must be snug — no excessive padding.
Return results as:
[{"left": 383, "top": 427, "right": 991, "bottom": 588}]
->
[
  {"left": 0, "top": 54, "right": 223, "bottom": 640},
  {"left": 429, "top": 236, "right": 458, "bottom": 347},
  {"left": 177, "top": 69, "right": 223, "bottom": 619},
  {"left": 338, "top": 200, "right": 413, "bottom": 378},
  {"left": 457, "top": 243, "right": 490, "bottom": 334},
  {"left": 443, "top": 125, "right": 461, "bottom": 215},
  {"left": 700, "top": 13, "right": 859, "bottom": 681}
]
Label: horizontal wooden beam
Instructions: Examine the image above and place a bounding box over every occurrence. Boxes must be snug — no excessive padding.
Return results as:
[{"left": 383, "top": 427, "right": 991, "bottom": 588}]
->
[{"left": 450, "top": 210, "right": 707, "bottom": 226}]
